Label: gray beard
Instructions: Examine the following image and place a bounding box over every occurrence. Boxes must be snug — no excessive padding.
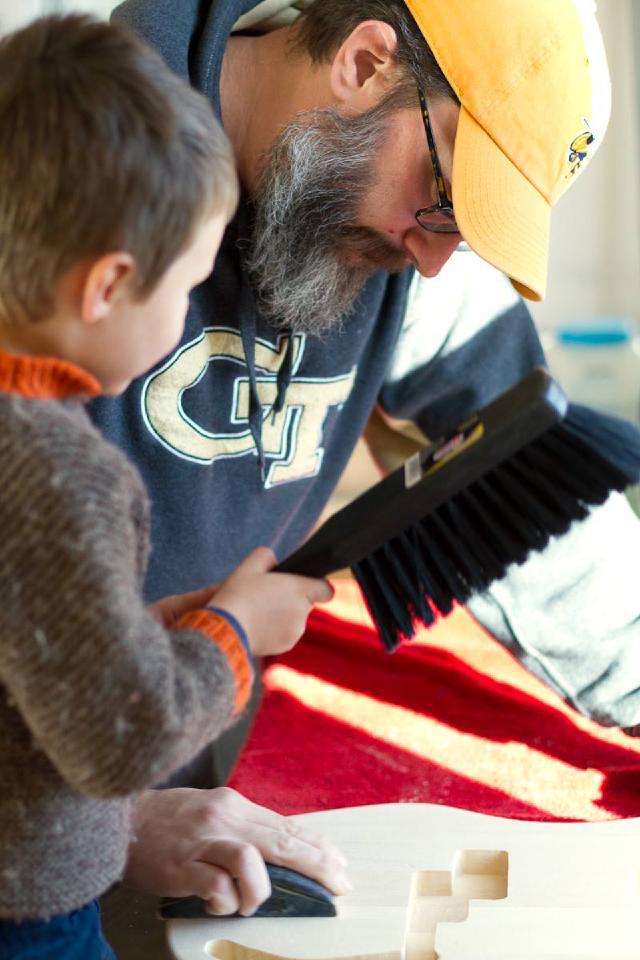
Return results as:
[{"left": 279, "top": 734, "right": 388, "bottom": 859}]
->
[{"left": 246, "top": 99, "right": 408, "bottom": 336}]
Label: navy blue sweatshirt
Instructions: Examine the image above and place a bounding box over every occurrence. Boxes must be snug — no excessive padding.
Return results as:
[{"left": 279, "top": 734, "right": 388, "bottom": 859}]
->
[{"left": 90, "top": 0, "right": 640, "bottom": 732}]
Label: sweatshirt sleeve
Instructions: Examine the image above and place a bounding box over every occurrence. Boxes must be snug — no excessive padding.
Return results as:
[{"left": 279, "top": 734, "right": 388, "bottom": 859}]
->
[
  {"left": 376, "top": 251, "right": 640, "bottom": 731},
  {"left": 111, "top": 0, "right": 203, "bottom": 80},
  {"left": 0, "top": 413, "right": 253, "bottom": 799}
]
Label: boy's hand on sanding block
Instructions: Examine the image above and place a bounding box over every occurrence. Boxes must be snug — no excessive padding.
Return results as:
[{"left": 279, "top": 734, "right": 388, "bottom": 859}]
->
[{"left": 159, "top": 862, "right": 337, "bottom": 919}]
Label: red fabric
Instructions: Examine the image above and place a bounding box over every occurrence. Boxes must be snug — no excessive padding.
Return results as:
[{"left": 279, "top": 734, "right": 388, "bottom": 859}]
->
[{"left": 229, "top": 579, "right": 640, "bottom": 821}]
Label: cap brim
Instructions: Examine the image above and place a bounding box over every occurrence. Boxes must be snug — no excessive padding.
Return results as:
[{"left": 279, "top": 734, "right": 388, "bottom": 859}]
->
[{"left": 452, "top": 107, "right": 551, "bottom": 302}]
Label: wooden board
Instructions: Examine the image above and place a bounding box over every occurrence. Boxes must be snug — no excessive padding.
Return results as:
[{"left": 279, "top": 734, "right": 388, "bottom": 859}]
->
[{"left": 166, "top": 803, "right": 640, "bottom": 960}]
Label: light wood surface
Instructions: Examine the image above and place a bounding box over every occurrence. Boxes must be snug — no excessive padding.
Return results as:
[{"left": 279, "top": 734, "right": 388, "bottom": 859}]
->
[{"left": 167, "top": 803, "right": 640, "bottom": 960}]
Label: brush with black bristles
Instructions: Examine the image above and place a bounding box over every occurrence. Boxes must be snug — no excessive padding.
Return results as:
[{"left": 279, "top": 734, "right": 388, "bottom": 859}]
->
[{"left": 276, "top": 367, "right": 640, "bottom": 652}]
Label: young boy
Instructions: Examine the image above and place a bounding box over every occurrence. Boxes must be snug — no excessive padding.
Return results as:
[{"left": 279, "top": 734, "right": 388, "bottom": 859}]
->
[{"left": 0, "top": 14, "right": 333, "bottom": 960}]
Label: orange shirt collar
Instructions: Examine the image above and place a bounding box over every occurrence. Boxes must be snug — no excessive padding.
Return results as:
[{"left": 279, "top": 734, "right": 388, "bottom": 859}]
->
[{"left": 0, "top": 352, "right": 101, "bottom": 400}]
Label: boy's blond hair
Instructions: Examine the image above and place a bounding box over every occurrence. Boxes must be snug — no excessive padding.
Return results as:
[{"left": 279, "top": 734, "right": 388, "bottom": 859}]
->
[{"left": 0, "top": 14, "right": 238, "bottom": 324}]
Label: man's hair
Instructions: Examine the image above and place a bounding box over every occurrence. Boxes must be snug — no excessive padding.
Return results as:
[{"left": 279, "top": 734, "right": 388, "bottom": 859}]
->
[
  {"left": 0, "top": 14, "right": 238, "bottom": 324},
  {"left": 295, "top": 0, "right": 456, "bottom": 105}
]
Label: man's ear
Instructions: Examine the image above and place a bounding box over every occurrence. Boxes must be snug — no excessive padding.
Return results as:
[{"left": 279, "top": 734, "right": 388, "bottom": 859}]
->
[
  {"left": 80, "top": 252, "right": 136, "bottom": 325},
  {"left": 329, "top": 20, "right": 400, "bottom": 114}
]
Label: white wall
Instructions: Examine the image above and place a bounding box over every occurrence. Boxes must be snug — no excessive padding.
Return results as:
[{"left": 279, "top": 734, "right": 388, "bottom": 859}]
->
[
  {"left": 0, "top": 0, "right": 116, "bottom": 32},
  {"left": 530, "top": 0, "right": 640, "bottom": 332}
]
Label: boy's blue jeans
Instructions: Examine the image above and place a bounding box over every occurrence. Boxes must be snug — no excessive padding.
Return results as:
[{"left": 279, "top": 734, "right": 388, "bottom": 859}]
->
[{"left": 0, "top": 900, "right": 116, "bottom": 959}]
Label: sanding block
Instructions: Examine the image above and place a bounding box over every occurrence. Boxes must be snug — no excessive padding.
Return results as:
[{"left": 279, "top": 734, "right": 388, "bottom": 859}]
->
[{"left": 159, "top": 862, "right": 336, "bottom": 919}]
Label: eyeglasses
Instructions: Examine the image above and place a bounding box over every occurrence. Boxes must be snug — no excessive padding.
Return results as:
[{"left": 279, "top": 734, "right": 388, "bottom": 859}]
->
[{"left": 415, "top": 88, "right": 460, "bottom": 235}]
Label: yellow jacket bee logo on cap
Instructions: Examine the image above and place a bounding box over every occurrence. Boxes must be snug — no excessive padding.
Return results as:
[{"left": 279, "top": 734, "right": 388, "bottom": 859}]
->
[{"left": 567, "top": 122, "right": 595, "bottom": 176}]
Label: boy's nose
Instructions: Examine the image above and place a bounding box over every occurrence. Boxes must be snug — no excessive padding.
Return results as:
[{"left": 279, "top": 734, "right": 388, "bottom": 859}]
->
[{"left": 404, "top": 227, "right": 462, "bottom": 278}]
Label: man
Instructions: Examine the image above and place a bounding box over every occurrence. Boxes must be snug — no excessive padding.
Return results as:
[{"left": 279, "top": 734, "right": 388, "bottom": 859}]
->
[{"left": 94, "top": 0, "right": 640, "bottom": 924}]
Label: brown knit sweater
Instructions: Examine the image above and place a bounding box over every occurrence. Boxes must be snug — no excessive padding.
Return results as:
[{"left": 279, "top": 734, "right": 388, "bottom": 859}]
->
[{"left": 0, "top": 352, "right": 253, "bottom": 920}]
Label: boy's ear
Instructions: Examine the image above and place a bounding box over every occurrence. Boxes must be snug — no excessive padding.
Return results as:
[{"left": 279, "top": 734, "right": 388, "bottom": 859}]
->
[
  {"left": 329, "top": 20, "right": 400, "bottom": 114},
  {"left": 81, "top": 252, "right": 136, "bottom": 325}
]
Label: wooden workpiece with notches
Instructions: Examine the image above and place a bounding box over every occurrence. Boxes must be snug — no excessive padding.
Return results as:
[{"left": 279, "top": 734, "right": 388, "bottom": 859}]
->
[{"left": 167, "top": 802, "right": 640, "bottom": 960}]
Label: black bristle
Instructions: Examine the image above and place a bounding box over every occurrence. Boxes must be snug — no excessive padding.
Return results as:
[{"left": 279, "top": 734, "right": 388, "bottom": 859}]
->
[
  {"left": 560, "top": 404, "right": 640, "bottom": 484},
  {"left": 486, "top": 465, "right": 549, "bottom": 553},
  {"left": 501, "top": 451, "right": 586, "bottom": 533},
  {"left": 398, "top": 528, "right": 454, "bottom": 618},
  {"left": 526, "top": 432, "right": 614, "bottom": 505},
  {"left": 417, "top": 512, "right": 472, "bottom": 603},
  {"left": 353, "top": 552, "right": 415, "bottom": 651},
  {"left": 436, "top": 499, "right": 500, "bottom": 591},
  {"left": 448, "top": 487, "right": 511, "bottom": 582},
  {"left": 354, "top": 403, "right": 640, "bottom": 649},
  {"left": 468, "top": 475, "right": 534, "bottom": 564},
  {"left": 379, "top": 537, "right": 429, "bottom": 622},
  {"left": 390, "top": 531, "right": 439, "bottom": 622},
  {"left": 277, "top": 372, "right": 640, "bottom": 653}
]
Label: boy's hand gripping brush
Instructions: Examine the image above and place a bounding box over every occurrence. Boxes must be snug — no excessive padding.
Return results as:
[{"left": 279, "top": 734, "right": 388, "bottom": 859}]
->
[{"left": 277, "top": 367, "right": 640, "bottom": 651}]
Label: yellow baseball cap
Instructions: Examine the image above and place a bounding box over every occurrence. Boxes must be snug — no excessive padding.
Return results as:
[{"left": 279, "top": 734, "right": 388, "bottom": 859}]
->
[{"left": 404, "top": 0, "right": 611, "bottom": 300}]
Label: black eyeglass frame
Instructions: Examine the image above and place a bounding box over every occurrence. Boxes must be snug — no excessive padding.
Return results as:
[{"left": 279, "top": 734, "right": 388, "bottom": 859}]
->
[{"left": 415, "top": 88, "right": 460, "bottom": 235}]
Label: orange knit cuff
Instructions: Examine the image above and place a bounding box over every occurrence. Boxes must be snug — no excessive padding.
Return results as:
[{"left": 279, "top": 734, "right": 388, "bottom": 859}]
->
[
  {"left": 0, "top": 352, "right": 101, "bottom": 399},
  {"left": 177, "top": 609, "right": 253, "bottom": 715}
]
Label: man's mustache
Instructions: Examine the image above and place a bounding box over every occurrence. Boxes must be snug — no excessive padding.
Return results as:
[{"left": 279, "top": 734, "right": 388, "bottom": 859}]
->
[{"left": 336, "top": 226, "right": 409, "bottom": 274}]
